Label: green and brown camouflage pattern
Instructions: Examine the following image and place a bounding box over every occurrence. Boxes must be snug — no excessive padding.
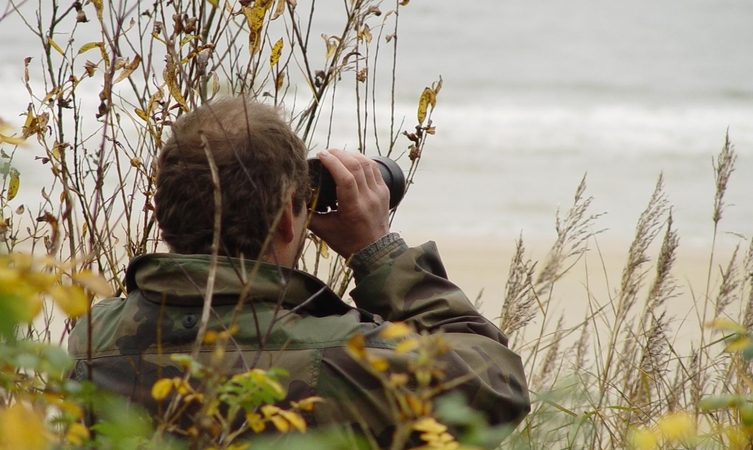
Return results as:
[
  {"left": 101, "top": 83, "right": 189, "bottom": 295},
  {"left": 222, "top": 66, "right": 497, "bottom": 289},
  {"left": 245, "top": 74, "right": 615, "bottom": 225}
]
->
[{"left": 68, "top": 240, "right": 529, "bottom": 445}]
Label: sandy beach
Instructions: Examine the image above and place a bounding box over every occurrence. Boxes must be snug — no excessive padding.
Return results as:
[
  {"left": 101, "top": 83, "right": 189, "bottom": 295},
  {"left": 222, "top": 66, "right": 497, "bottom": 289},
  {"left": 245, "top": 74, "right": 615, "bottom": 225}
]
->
[{"left": 399, "top": 231, "right": 746, "bottom": 347}]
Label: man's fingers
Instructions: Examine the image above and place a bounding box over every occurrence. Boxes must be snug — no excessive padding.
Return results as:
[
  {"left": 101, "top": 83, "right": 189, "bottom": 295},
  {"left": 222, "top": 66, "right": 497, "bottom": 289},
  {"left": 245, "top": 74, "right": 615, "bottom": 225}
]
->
[
  {"left": 352, "top": 153, "right": 380, "bottom": 191},
  {"left": 318, "top": 149, "right": 371, "bottom": 202},
  {"left": 309, "top": 149, "right": 391, "bottom": 257}
]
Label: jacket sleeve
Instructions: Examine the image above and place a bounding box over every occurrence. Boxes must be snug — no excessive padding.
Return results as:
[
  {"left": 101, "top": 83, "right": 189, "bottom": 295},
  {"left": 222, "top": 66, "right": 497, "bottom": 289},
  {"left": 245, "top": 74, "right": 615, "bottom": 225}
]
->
[{"left": 348, "top": 236, "right": 531, "bottom": 432}]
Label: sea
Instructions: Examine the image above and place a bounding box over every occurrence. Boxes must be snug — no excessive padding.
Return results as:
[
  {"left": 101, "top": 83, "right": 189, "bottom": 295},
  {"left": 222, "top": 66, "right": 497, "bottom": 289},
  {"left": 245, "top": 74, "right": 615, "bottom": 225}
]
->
[{"left": 1, "top": 0, "right": 752, "bottom": 246}]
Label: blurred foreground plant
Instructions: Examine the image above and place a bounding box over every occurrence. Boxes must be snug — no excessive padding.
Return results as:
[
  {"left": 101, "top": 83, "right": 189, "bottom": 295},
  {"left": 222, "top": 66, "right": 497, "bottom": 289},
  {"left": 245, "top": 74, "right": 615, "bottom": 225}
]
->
[{"left": 0, "top": 253, "right": 159, "bottom": 450}]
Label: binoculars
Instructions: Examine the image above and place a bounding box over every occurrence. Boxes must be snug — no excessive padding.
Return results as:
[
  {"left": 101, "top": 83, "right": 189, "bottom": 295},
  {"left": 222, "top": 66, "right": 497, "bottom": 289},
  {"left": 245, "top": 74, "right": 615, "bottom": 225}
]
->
[{"left": 308, "top": 156, "right": 406, "bottom": 212}]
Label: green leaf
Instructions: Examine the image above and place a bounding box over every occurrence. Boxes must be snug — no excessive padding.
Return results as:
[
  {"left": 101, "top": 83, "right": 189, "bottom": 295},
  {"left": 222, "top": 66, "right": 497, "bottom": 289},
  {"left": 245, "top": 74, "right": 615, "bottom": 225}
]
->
[
  {"left": 699, "top": 394, "right": 744, "bottom": 411},
  {"left": 40, "top": 345, "right": 74, "bottom": 377},
  {"left": 743, "top": 344, "right": 753, "bottom": 360},
  {"left": 740, "top": 404, "right": 753, "bottom": 426}
]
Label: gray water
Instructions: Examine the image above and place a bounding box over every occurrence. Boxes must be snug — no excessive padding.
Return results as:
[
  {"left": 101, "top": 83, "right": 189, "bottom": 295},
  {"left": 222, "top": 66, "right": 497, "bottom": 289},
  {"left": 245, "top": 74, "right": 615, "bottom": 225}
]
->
[
  {"left": 390, "top": 0, "right": 753, "bottom": 243},
  {"left": 1, "top": 0, "right": 752, "bottom": 244}
]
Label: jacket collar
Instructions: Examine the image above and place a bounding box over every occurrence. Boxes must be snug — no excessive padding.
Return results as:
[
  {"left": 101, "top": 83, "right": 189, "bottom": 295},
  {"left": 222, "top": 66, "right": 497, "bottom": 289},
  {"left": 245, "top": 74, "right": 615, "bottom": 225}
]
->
[{"left": 125, "top": 253, "right": 354, "bottom": 317}]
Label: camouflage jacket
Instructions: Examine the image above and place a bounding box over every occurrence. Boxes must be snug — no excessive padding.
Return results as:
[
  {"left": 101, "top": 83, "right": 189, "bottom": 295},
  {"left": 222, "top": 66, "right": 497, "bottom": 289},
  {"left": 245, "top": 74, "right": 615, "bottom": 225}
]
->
[{"left": 68, "top": 238, "right": 529, "bottom": 446}]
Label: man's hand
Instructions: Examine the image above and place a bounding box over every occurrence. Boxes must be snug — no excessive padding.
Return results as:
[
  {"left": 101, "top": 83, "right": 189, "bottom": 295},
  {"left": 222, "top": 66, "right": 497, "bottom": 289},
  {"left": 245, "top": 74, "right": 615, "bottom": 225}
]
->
[{"left": 308, "top": 149, "right": 390, "bottom": 258}]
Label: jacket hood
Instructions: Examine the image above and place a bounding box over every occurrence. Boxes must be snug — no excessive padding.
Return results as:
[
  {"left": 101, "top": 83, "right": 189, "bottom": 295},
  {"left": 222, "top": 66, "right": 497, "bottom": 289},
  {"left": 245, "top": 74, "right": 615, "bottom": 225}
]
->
[{"left": 125, "top": 253, "right": 354, "bottom": 317}]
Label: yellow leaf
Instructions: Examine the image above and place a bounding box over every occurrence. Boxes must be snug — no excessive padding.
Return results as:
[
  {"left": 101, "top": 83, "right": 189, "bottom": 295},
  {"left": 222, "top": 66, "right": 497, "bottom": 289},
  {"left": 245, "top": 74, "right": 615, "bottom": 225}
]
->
[
  {"left": 322, "top": 34, "right": 340, "bottom": 59},
  {"left": 5, "top": 291, "right": 43, "bottom": 324},
  {"left": 65, "top": 422, "right": 90, "bottom": 445},
  {"left": 7, "top": 168, "right": 20, "bottom": 201},
  {"left": 417, "top": 87, "right": 435, "bottom": 126},
  {"left": 368, "top": 356, "right": 389, "bottom": 372},
  {"left": 279, "top": 410, "right": 306, "bottom": 432},
  {"left": 395, "top": 338, "right": 420, "bottom": 354},
  {"left": 151, "top": 378, "right": 174, "bottom": 400},
  {"left": 657, "top": 411, "right": 695, "bottom": 442},
  {"left": 318, "top": 239, "right": 329, "bottom": 259},
  {"left": 90, "top": 0, "right": 103, "bottom": 21},
  {"left": 77, "top": 41, "right": 102, "bottom": 55},
  {"left": 184, "top": 393, "right": 204, "bottom": 403},
  {"left": 271, "top": 0, "right": 286, "bottom": 20},
  {"left": 228, "top": 443, "right": 249, "bottom": 450},
  {"left": 275, "top": 72, "right": 285, "bottom": 91},
  {"left": 406, "top": 394, "right": 430, "bottom": 416},
  {"left": 246, "top": 412, "right": 266, "bottom": 433},
  {"left": 203, "top": 329, "right": 218, "bottom": 344},
  {"left": 293, "top": 396, "right": 323, "bottom": 412},
  {"left": 244, "top": 5, "right": 267, "bottom": 32},
  {"left": 261, "top": 404, "right": 281, "bottom": 418},
  {"left": 249, "top": 30, "right": 262, "bottom": 56},
  {"left": 135, "top": 108, "right": 148, "bottom": 121},
  {"left": 73, "top": 270, "right": 112, "bottom": 297},
  {"left": 207, "top": 0, "right": 218, "bottom": 7},
  {"left": 400, "top": 0, "right": 410, "bottom": 5},
  {"left": 725, "top": 425, "right": 747, "bottom": 449},
  {"left": 147, "top": 88, "right": 164, "bottom": 113},
  {"left": 113, "top": 54, "right": 141, "bottom": 84},
  {"left": 0, "top": 133, "right": 26, "bottom": 145},
  {"left": 705, "top": 318, "right": 747, "bottom": 334},
  {"left": 413, "top": 416, "right": 446, "bottom": 434},
  {"left": 48, "top": 37, "right": 65, "bottom": 56},
  {"left": 22, "top": 105, "right": 35, "bottom": 132},
  {"left": 210, "top": 72, "right": 220, "bottom": 97},
  {"left": 173, "top": 378, "right": 191, "bottom": 395},
  {"left": 270, "top": 38, "right": 283, "bottom": 67},
  {"left": 358, "top": 24, "right": 372, "bottom": 43},
  {"left": 206, "top": 399, "right": 220, "bottom": 416},
  {"left": 260, "top": 375, "right": 284, "bottom": 397},
  {"left": 389, "top": 373, "right": 408, "bottom": 387},
  {"left": 0, "top": 404, "right": 50, "bottom": 450},
  {"left": 269, "top": 414, "right": 290, "bottom": 433},
  {"left": 41, "top": 86, "right": 61, "bottom": 104},
  {"left": 50, "top": 284, "right": 89, "bottom": 318},
  {"left": 724, "top": 336, "right": 752, "bottom": 353},
  {"left": 346, "top": 333, "right": 366, "bottom": 359},
  {"left": 162, "top": 59, "right": 188, "bottom": 111},
  {"left": 380, "top": 322, "right": 412, "bottom": 339},
  {"left": 83, "top": 60, "right": 97, "bottom": 77},
  {"left": 629, "top": 427, "right": 659, "bottom": 450},
  {"left": 59, "top": 400, "right": 84, "bottom": 418}
]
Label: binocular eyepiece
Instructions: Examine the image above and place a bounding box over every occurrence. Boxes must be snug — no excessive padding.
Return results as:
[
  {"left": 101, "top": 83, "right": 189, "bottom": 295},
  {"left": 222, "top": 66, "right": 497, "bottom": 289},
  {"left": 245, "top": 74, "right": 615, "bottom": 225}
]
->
[{"left": 308, "top": 156, "right": 406, "bottom": 212}]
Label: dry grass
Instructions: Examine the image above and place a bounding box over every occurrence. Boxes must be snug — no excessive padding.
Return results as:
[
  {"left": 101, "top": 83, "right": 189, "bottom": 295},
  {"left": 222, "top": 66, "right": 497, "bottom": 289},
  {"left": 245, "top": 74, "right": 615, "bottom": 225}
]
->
[{"left": 502, "top": 135, "right": 753, "bottom": 449}]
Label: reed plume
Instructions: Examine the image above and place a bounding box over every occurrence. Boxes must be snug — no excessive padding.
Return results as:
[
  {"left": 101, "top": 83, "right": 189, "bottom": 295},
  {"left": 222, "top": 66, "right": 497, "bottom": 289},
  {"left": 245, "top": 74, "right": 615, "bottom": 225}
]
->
[
  {"left": 714, "top": 244, "right": 740, "bottom": 318},
  {"left": 536, "top": 175, "right": 603, "bottom": 297},
  {"left": 712, "top": 131, "right": 737, "bottom": 226},
  {"left": 499, "top": 235, "right": 537, "bottom": 336}
]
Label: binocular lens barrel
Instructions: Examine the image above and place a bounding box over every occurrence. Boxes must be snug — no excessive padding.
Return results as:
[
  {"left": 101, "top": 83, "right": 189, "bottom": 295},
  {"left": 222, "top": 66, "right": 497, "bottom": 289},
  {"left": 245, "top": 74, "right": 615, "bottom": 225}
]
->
[{"left": 308, "top": 156, "right": 406, "bottom": 212}]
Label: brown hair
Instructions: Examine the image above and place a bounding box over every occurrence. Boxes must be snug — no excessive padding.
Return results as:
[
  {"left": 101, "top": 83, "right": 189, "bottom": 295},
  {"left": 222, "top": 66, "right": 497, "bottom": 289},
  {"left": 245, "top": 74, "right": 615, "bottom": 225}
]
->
[{"left": 154, "top": 97, "right": 309, "bottom": 258}]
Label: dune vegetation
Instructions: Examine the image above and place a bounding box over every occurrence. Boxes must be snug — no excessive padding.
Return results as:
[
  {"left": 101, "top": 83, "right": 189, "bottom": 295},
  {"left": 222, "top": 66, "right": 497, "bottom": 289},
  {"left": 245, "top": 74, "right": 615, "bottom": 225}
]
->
[{"left": 1, "top": 1, "right": 751, "bottom": 449}]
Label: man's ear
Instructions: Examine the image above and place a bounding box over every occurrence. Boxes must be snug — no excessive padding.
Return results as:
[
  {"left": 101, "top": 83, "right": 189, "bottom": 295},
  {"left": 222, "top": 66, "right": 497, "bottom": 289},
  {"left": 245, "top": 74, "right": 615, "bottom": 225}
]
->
[{"left": 276, "top": 193, "right": 296, "bottom": 244}]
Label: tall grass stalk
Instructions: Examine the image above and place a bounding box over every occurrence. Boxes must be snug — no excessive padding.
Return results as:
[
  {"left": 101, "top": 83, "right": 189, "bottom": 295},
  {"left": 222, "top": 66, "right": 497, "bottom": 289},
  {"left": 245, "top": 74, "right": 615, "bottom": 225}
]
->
[{"left": 504, "top": 135, "right": 750, "bottom": 449}]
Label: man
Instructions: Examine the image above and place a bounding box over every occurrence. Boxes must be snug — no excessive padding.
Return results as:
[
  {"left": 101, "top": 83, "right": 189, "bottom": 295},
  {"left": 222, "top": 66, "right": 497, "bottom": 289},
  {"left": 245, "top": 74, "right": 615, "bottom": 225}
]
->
[{"left": 68, "top": 97, "right": 529, "bottom": 446}]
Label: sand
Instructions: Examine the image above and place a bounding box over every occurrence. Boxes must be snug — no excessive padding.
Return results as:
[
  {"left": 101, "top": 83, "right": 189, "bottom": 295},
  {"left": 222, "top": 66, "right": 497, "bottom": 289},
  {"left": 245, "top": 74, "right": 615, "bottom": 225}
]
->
[{"left": 399, "top": 231, "right": 746, "bottom": 346}]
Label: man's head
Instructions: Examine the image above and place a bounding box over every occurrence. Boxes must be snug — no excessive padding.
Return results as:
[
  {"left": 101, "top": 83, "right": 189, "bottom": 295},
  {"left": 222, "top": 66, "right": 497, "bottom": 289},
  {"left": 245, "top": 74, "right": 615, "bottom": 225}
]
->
[{"left": 155, "top": 97, "right": 310, "bottom": 260}]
